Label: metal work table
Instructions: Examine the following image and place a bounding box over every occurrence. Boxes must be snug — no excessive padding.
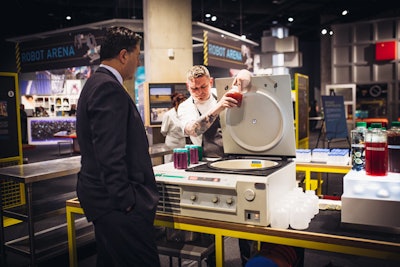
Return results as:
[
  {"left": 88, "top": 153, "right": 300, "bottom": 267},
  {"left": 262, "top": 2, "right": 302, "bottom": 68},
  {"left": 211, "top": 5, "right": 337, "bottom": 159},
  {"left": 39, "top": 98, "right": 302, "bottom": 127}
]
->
[
  {"left": 149, "top": 143, "right": 173, "bottom": 162},
  {"left": 0, "top": 156, "right": 81, "bottom": 266},
  {"left": 66, "top": 198, "right": 400, "bottom": 267}
]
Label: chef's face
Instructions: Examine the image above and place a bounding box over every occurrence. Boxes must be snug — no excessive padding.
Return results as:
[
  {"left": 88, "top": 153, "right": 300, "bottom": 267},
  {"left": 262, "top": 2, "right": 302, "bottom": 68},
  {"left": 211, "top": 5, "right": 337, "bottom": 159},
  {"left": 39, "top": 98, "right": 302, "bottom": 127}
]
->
[{"left": 187, "top": 75, "right": 213, "bottom": 103}]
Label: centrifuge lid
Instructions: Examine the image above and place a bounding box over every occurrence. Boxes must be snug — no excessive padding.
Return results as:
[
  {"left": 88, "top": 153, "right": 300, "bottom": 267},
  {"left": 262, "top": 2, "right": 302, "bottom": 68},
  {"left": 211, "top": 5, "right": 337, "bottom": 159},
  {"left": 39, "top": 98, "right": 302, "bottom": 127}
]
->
[{"left": 215, "top": 74, "right": 296, "bottom": 158}]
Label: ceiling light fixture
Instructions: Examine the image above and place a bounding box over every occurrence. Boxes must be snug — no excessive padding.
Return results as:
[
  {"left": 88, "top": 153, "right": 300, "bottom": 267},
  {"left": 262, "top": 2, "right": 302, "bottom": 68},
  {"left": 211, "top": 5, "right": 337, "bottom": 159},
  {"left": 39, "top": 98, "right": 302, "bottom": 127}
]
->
[
  {"left": 341, "top": 10, "right": 349, "bottom": 16},
  {"left": 288, "top": 17, "right": 294, "bottom": 22}
]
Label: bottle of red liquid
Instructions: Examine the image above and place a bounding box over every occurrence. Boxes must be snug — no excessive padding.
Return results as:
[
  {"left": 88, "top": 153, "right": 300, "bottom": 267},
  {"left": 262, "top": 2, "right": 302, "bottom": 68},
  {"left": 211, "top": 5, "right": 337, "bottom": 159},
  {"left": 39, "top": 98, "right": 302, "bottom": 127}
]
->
[{"left": 365, "top": 123, "right": 388, "bottom": 176}]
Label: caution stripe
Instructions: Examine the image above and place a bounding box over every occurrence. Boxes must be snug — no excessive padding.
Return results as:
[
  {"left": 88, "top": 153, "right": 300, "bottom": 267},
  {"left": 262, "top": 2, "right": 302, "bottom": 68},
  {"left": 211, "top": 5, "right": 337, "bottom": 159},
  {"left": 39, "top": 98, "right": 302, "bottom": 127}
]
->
[
  {"left": 203, "top": 30, "right": 208, "bottom": 66},
  {"left": 15, "top": 43, "right": 21, "bottom": 73}
]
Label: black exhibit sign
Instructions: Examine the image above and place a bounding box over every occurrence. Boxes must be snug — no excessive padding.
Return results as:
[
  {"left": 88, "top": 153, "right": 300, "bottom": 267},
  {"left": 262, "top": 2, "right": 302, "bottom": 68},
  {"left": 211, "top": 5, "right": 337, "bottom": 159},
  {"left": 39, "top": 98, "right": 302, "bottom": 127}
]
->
[
  {"left": 203, "top": 30, "right": 254, "bottom": 71},
  {"left": 0, "top": 73, "right": 20, "bottom": 159},
  {"left": 17, "top": 29, "right": 106, "bottom": 72},
  {"left": 321, "top": 95, "right": 348, "bottom": 140}
]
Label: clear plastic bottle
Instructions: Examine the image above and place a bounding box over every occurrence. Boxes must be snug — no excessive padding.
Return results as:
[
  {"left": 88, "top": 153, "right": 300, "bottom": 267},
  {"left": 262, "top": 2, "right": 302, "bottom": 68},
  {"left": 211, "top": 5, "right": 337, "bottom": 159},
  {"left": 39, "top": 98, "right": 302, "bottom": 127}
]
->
[
  {"left": 387, "top": 121, "right": 400, "bottom": 173},
  {"left": 365, "top": 123, "right": 388, "bottom": 176},
  {"left": 305, "top": 190, "right": 319, "bottom": 217},
  {"left": 351, "top": 121, "right": 367, "bottom": 171}
]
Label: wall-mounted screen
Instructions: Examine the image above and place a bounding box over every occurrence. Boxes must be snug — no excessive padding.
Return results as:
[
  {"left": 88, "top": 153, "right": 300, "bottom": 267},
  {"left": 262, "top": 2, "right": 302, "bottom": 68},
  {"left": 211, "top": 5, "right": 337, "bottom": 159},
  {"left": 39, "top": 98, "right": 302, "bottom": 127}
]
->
[
  {"left": 27, "top": 117, "right": 76, "bottom": 145},
  {"left": 143, "top": 82, "right": 188, "bottom": 126},
  {"left": 149, "top": 85, "right": 173, "bottom": 125}
]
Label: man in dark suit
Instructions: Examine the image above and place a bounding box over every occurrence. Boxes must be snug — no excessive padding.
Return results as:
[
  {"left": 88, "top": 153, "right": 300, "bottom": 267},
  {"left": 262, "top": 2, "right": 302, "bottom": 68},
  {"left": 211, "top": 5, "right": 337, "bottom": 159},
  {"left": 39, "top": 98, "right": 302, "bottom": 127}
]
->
[{"left": 76, "top": 26, "right": 160, "bottom": 267}]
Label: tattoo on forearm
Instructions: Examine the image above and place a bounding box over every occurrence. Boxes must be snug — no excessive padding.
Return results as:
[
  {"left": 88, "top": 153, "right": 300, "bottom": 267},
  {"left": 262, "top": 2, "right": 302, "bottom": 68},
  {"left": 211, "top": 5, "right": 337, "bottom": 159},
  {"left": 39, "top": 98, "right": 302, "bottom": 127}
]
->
[{"left": 186, "top": 114, "right": 217, "bottom": 136}]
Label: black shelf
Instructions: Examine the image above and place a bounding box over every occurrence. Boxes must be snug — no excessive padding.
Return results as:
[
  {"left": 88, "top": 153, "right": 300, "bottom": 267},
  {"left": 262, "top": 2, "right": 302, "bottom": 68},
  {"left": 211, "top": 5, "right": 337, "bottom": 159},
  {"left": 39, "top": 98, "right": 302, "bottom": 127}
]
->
[{"left": 5, "top": 217, "right": 94, "bottom": 262}]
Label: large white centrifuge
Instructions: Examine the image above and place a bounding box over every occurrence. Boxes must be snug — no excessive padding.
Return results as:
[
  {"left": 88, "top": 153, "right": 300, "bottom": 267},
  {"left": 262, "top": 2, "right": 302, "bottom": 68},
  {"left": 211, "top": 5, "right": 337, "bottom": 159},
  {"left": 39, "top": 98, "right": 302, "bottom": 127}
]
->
[{"left": 153, "top": 74, "right": 297, "bottom": 226}]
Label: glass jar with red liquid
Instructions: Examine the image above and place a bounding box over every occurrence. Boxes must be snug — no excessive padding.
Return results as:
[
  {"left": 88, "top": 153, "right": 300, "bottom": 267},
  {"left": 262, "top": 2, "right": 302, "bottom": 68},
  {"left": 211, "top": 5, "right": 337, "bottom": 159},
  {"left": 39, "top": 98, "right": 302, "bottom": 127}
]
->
[
  {"left": 185, "top": 145, "right": 199, "bottom": 164},
  {"left": 226, "top": 87, "right": 243, "bottom": 107},
  {"left": 173, "top": 148, "right": 188, "bottom": 169},
  {"left": 365, "top": 123, "right": 388, "bottom": 176},
  {"left": 387, "top": 121, "right": 400, "bottom": 173}
]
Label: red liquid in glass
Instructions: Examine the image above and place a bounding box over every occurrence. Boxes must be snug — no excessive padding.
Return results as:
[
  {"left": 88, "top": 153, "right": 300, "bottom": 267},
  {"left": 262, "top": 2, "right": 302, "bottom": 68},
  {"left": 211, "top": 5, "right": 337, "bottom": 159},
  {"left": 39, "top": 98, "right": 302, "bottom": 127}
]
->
[
  {"left": 173, "top": 150, "right": 188, "bottom": 169},
  {"left": 365, "top": 142, "right": 388, "bottom": 176},
  {"left": 226, "top": 92, "right": 243, "bottom": 107},
  {"left": 189, "top": 147, "right": 199, "bottom": 164}
]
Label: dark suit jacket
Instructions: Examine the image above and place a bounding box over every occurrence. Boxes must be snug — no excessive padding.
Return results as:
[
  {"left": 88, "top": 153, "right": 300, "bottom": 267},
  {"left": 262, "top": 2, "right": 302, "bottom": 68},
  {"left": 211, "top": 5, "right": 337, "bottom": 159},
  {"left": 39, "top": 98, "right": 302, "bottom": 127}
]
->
[{"left": 76, "top": 67, "right": 159, "bottom": 222}]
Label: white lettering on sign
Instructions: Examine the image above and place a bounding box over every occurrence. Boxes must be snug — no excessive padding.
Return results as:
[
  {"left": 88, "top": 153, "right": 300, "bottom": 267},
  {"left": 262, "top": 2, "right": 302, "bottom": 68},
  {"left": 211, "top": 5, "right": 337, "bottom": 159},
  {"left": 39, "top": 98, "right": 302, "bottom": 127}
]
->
[
  {"left": 208, "top": 43, "right": 242, "bottom": 62},
  {"left": 21, "top": 50, "right": 45, "bottom": 62},
  {"left": 21, "top": 45, "right": 76, "bottom": 63},
  {"left": 209, "top": 44, "right": 226, "bottom": 57},
  {"left": 226, "top": 49, "right": 242, "bottom": 61},
  {"left": 47, "top": 46, "right": 76, "bottom": 59}
]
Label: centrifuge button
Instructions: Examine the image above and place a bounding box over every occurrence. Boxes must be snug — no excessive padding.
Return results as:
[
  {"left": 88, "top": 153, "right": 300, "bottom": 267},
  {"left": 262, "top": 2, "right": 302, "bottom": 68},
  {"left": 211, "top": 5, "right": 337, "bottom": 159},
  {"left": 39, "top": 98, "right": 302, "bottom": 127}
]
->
[
  {"left": 226, "top": 197, "right": 234, "bottom": 205},
  {"left": 212, "top": 196, "right": 219, "bottom": 203},
  {"left": 244, "top": 189, "right": 256, "bottom": 201}
]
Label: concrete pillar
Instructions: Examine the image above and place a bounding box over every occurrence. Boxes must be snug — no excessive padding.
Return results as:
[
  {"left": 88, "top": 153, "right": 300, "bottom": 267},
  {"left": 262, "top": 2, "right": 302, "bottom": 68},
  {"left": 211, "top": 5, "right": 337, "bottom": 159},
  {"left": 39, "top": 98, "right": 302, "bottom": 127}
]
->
[{"left": 143, "top": 0, "right": 193, "bottom": 83}]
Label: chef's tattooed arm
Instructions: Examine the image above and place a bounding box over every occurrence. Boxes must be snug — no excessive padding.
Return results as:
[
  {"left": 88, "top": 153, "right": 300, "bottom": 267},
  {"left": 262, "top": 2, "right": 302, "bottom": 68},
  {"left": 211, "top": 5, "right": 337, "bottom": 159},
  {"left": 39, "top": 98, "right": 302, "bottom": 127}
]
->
[
  {"left": 184, "top": 113, "right": 217, "bottom": 136},
  {"left": 184, "top": 92, "right": 239, "bottom": 136}
]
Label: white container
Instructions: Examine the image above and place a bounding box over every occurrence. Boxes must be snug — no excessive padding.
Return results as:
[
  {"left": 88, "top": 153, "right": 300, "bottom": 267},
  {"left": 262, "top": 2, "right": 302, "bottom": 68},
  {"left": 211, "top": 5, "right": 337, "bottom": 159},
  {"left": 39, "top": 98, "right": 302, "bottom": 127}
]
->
[
  {"left": 305, "top": 190, "right": 319, "bottom": 216},
  {"left": 270, "top": 206, "right": 289, "bottom": 229},
  {"left": 290, "top": 204, "right": 310, "bottom": 230}
]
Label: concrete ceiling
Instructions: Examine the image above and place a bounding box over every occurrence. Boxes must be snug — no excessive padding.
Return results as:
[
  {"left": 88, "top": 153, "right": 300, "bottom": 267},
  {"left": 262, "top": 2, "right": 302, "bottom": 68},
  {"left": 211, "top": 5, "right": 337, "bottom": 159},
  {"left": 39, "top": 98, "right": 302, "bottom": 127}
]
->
[{"left": 3, "top": 0, "right": 400, "bottom": 46}]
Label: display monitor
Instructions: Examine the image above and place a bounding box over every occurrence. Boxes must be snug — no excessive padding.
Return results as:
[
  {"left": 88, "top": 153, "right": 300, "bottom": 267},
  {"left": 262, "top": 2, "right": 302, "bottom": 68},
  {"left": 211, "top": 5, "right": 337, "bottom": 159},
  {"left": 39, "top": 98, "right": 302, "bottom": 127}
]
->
[
  {"left": 27, "top": 117, "right": 76, "bottom": 145},
  {"left": 146, "top": 83, "right": 188, "bottom": 125}
]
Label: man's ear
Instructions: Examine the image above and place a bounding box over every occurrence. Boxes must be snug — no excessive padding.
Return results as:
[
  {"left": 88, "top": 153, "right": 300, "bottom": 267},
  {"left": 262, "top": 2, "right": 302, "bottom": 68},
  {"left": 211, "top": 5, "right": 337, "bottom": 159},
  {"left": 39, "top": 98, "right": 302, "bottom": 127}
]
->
[{"left": 119, "top": 49, "right": 128, "bottom": 63}]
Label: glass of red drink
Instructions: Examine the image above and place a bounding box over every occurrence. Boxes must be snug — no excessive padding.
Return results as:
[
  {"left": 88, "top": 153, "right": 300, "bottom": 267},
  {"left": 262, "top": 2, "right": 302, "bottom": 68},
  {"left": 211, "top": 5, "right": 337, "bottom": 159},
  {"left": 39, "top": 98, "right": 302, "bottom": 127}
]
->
[{"left": 226, "top": 91, "right": 243, "bottom": 107}]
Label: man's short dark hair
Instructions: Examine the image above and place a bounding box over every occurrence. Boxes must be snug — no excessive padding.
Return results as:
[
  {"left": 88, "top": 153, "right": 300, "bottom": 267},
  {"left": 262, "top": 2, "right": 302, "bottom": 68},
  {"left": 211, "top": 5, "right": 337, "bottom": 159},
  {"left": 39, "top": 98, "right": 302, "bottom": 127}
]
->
[{"left": 100, "top": 26, "right": 142, "bottom": 61}]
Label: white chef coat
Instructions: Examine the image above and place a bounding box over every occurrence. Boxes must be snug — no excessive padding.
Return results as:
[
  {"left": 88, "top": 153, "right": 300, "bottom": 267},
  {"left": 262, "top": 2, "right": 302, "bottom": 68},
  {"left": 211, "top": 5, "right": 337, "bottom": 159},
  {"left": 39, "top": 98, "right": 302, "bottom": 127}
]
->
[
  {"left": 160, "top": 108, "right": 186, "bottom": 162},
  {"left": 177, "top": 95, "right": 217, "bottom": 147}
]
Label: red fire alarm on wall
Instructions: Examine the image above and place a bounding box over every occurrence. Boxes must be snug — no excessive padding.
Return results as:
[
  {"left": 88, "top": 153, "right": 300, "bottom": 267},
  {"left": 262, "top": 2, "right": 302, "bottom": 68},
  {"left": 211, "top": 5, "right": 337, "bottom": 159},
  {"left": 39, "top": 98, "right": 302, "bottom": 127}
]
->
[{"left": 375, "top": 41, "right": 397, "bottom": 61}]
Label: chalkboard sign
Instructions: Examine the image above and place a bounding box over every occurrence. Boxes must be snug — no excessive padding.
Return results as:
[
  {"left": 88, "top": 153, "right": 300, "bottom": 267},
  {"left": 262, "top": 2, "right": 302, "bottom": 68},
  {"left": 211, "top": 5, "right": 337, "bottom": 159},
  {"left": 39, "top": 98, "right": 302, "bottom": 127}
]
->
[
  {"left": 296, "top": 74, "right": 308, "bottom": 141},
  {"left": 0, "top": 73, "right": 20, "bottom": 160},
  {"left": 321, "top": 95, "right": 348, "bottom": 139}
]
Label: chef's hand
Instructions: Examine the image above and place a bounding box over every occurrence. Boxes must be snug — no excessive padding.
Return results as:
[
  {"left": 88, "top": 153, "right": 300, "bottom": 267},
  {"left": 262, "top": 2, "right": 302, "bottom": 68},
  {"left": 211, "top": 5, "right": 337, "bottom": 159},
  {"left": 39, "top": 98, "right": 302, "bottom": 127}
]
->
[
  {"left": 232, "top": 69, "right": 252, "bottom": 92},
  {"left": 216, "top": 91, "right": 240, "bottom": 110},
  {"left": 203, "top": 91, "right": 239, "bottom": 128}
]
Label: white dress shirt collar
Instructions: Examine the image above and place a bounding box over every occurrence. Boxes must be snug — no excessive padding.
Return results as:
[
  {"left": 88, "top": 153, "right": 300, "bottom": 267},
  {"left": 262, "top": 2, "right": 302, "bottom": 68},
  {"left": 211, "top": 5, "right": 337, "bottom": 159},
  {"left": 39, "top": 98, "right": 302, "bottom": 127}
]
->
[{"left": 99, "top": 64, "right": 123, "bottom": 85}]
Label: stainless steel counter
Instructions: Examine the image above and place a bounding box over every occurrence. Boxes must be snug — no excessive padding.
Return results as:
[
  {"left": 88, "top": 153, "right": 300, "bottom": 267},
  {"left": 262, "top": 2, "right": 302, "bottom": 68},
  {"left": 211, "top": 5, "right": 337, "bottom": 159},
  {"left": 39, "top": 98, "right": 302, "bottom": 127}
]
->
[
  {"left": 0, "top": 143, "right": 171, "bottom": 184},
  {"left": 149, "top": 143, "right": 173, "bottom": 159},
  {"left": 0, "top": 156, "right": 82, "bottom": 266},
  {"left": 0, "top": 156, "right": 81, "bottom": 184}
]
